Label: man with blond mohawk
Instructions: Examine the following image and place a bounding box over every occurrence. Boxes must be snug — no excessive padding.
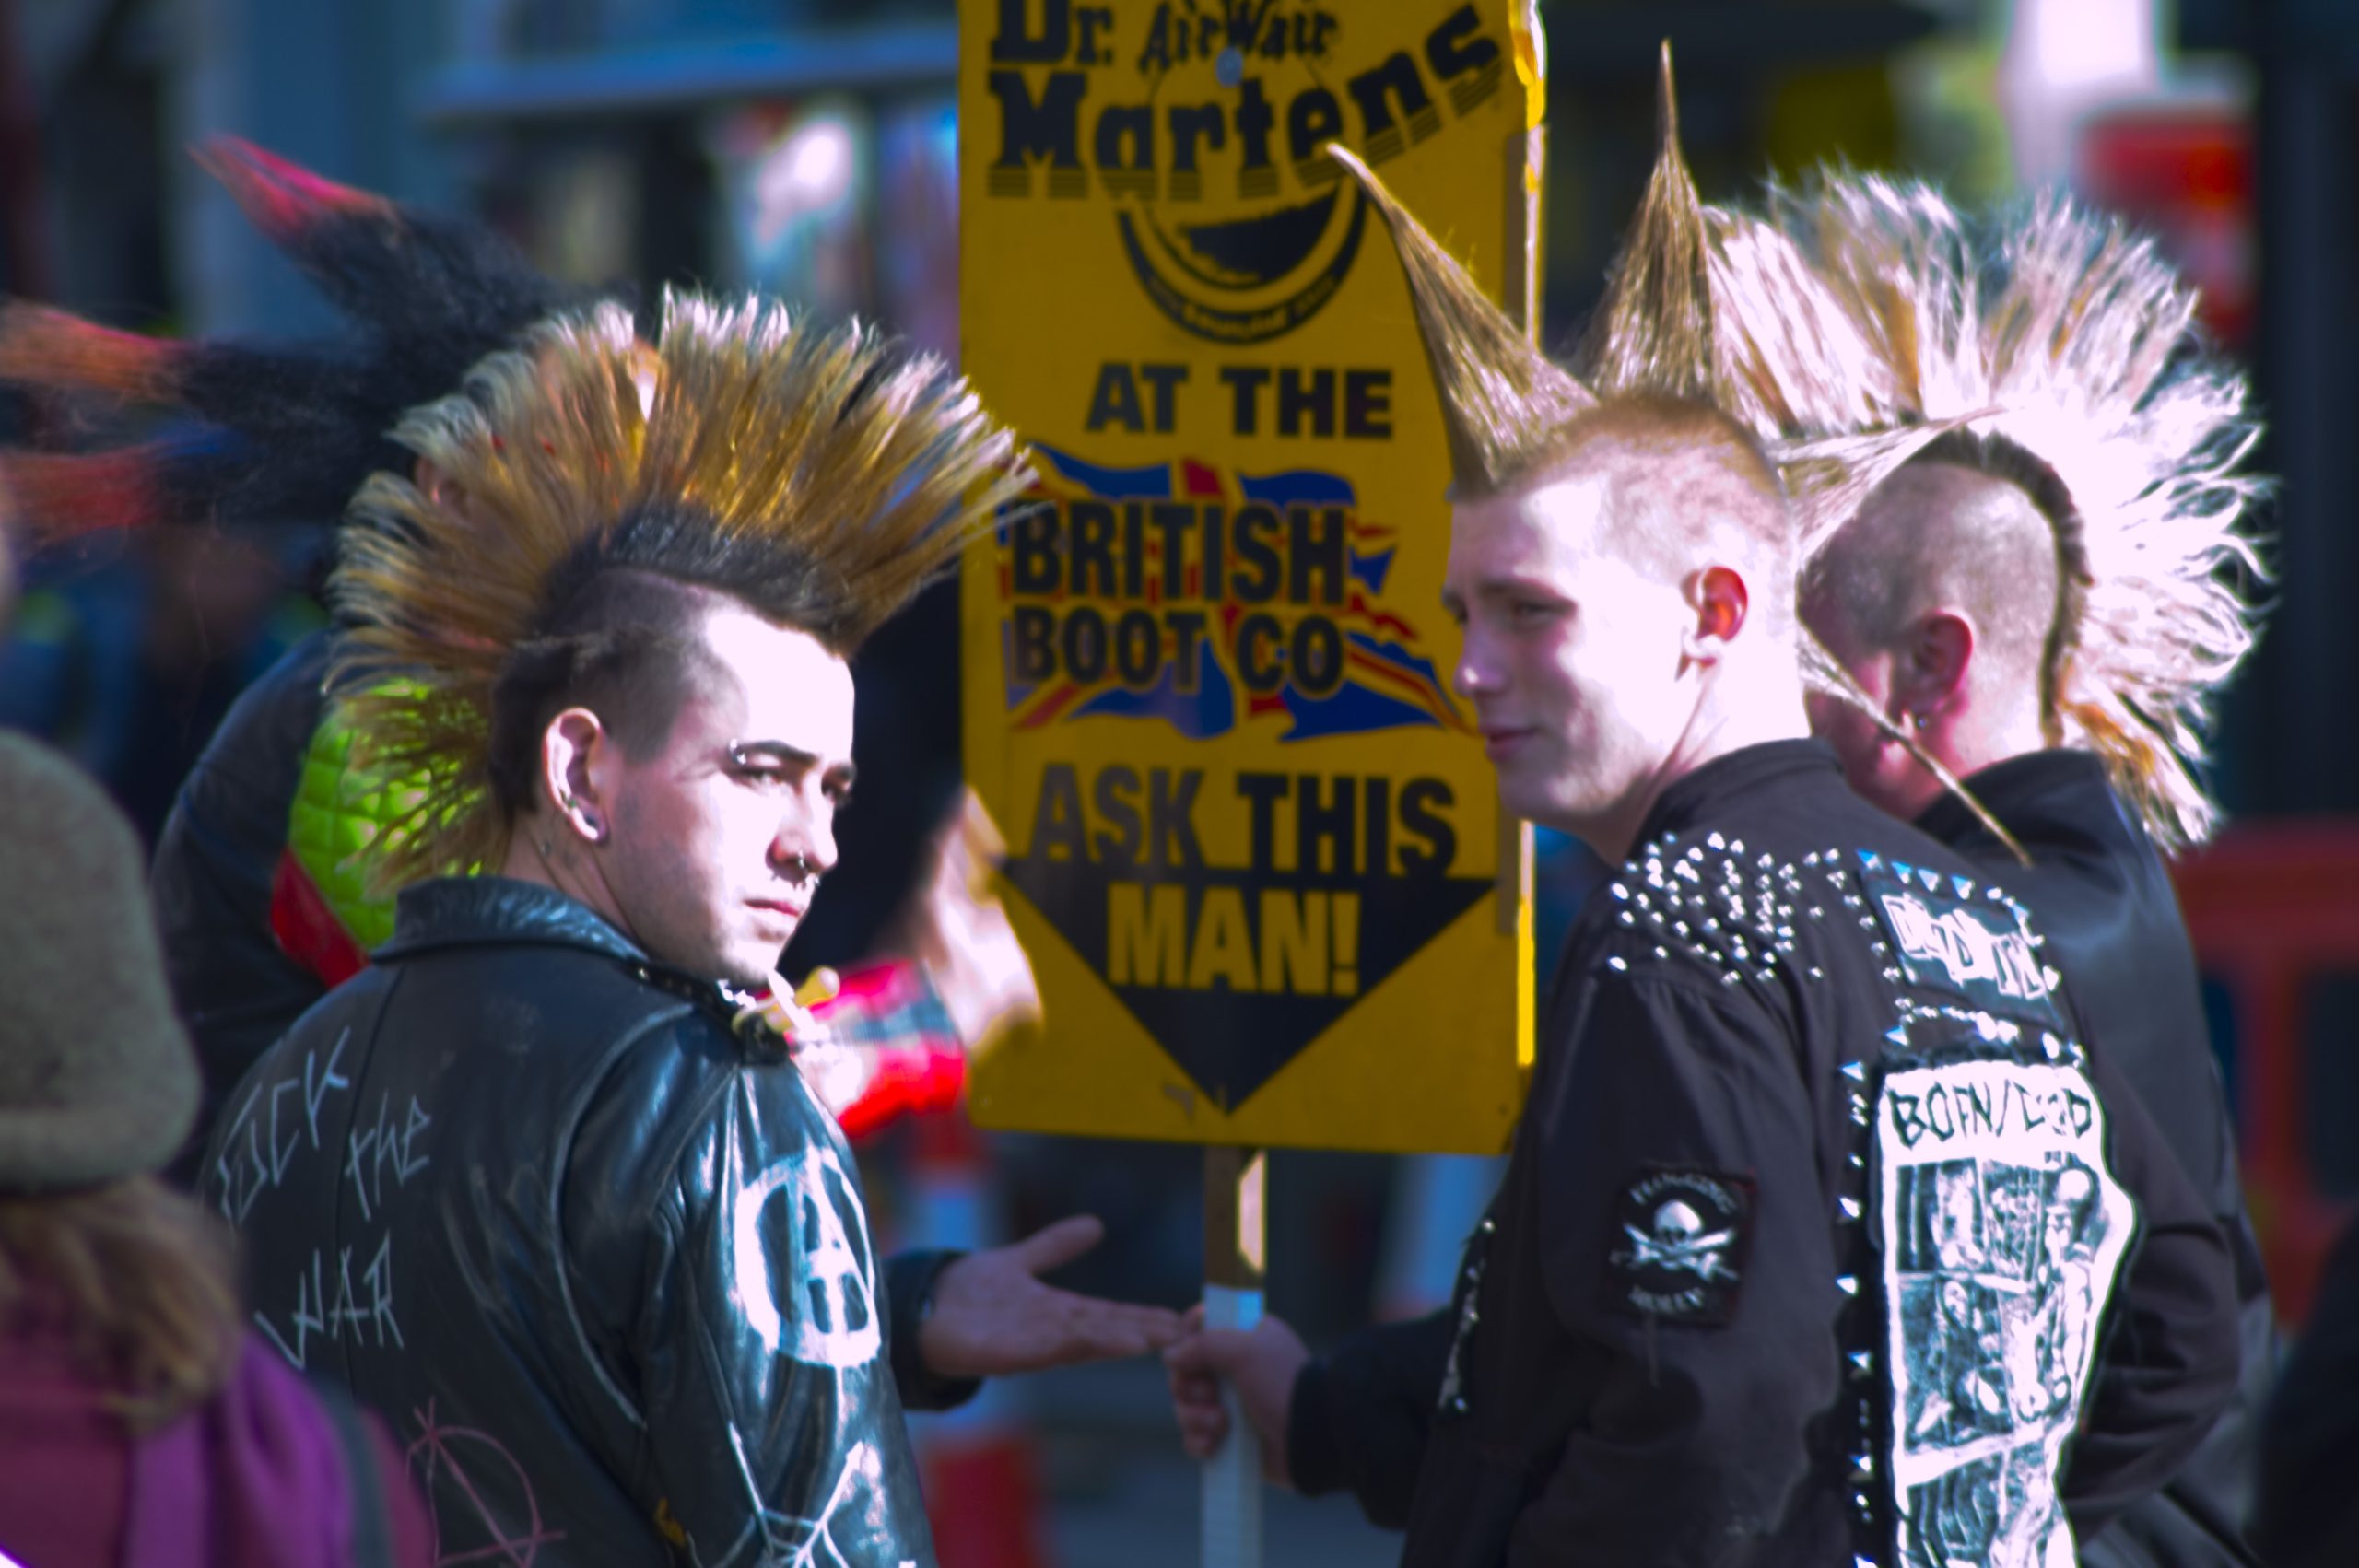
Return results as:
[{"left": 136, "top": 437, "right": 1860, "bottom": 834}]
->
[
  {"left": 1760, "top": 172, "right": 2273, "bottom": 1567},
  {"left": 1167, "top": 53, "right": 2238, "bottom": 1567},
  {"left": 182, "top": 292, "right": 1179, "bottom": 1567}
]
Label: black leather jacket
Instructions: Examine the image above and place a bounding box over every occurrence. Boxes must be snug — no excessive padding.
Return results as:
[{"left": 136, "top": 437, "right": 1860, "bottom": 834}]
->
[
  {"left": 1287, "top": 742, "right": 2239, "bottom": 1566},
  {"left": 200, "top": 876, "right": 973, "bottom": 1567},
  {"left": 1921, "top": 751, "right": 2271, "bottom": 1566}
]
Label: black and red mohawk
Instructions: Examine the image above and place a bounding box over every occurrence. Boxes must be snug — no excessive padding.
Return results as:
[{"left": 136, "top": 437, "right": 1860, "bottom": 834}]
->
[{"left": 0, "top": 137, "right": 613, "bottom": 546}]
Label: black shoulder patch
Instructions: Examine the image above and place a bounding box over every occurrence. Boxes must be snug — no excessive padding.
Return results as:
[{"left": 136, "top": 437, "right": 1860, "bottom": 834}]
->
[{"left": 1606, "top": 1166, "right": 1754, "bottom": 1325}]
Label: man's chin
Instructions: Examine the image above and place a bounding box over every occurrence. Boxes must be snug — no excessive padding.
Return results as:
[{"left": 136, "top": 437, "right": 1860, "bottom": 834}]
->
[{"left": 720, "top": 944, "right": 791, "bottom": 991}]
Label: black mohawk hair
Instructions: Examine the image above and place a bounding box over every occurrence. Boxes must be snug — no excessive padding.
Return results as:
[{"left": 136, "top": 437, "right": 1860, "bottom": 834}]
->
[{"left": 0, "top": 136, "right": 621, "bottom": 545}]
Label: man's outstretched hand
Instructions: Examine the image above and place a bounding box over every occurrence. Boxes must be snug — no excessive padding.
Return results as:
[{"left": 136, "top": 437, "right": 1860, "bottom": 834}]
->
[
  {"left": 1164, "top": 1304, "right": 1310, "bottom": 1487},
  {"left": 919, "top": 1215, "right": 1183, "bottom": 1379}
]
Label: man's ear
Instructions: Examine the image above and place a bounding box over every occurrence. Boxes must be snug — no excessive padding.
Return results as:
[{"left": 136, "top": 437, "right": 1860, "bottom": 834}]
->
[
  {"left": 1684, "top": 566, "right": 1750, "bottom": 659},
  {"left": 542, "top": 707, "right": 615, "bottom": 846},
  {"left": 1893, "top": 610, "right": 1972, "bottom": 721}
]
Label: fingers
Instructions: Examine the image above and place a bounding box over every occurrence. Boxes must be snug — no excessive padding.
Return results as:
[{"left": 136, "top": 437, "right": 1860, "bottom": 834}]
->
[
  {"left": 1159, "top": 1325, "right": 1259, "bottom": 1377},
  {"left": 1065, "top": 1301, "right": 1186, "bottom": 1360},
  {"left": 1175, "top": 1397, "right": 1230, "bottom": 1459},
  {"left": 1007, "top": 1212, "right": 1105, "bottom": 1274},
  {"left": 1167, "top": 1358, "right": 1231, "bottom": 1458}
]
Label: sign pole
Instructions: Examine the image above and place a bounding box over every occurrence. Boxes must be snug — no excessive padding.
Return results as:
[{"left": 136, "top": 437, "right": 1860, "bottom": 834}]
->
[{"left": 1202, "top": 1144, "right": 1267, "bottom": 1568}]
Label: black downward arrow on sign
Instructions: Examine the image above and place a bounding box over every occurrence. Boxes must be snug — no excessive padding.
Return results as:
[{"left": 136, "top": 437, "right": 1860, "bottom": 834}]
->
[{"left": 1002, "top": 850, "right": 1495, "bottom": 1110}]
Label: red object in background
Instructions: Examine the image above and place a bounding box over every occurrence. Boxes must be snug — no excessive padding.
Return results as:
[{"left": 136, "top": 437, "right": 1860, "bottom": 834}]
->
[
  {"left": 2173, "top": 823, "right": 2359, "bottom": 1324},
  {"left": 2078, "top": 101, "right": 2256, "bottom": 348},
  {"left": 269, "top": 848, "right": 370, "bottom": 989}
]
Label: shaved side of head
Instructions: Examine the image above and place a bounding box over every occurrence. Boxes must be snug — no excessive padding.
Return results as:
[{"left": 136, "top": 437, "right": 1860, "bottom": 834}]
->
[
  {"left": 1805, "top": 440, "right": 2070, "bottom": 718},
  {"left": 1528, "top": 396, "right": 1799, "bottom": 637}
]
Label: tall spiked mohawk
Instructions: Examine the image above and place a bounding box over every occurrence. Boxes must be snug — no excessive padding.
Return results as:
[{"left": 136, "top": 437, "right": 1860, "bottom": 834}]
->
[
  {"left": 1334, "top": 46, "right": 1950, "bottom": 518},
  {"left": 1328, "top": 43, "right": 1961, "bottom": 636},
  {"left": 331, "top": 290, "right": 1033, "bottom": 885},
  {"left": 1331, "top": 44, "right": 2023, "bottom": 843},
  {"left": 0, "top": 138, "right": 604, "bottom": 546},
  {"left": 1762, "top": 172, "right": 2269, "bottom": 849}
]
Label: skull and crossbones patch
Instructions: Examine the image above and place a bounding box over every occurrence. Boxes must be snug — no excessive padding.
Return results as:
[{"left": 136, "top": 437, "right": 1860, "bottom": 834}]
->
[{"left": 1606, "top": 1167, "right": 1754, "bottom": 1324}]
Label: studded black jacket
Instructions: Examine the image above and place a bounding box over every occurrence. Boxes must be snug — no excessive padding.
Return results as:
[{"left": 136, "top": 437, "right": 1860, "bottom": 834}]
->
[
  {"left": 199, "top": 876, "right": 974, "bottom": 1568},
  {"left": 1289, "top": 741, "right": 2240, "bottom": 1566},
  {"left": 1921, "top": 751, "right": 2270, "bottom": 1567}
]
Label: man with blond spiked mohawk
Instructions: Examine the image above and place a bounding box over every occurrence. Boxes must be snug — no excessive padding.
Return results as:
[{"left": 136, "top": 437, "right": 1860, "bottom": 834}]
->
[
  {"left": 1167, "top": 50, "right": 2237, "bottom": 1568},
  {"left": 183, "top": 289, "right": 1180, "bottom": 1567},
  {"left": 1747, "top": 171, "right": 2274, "bottom": 1567}
]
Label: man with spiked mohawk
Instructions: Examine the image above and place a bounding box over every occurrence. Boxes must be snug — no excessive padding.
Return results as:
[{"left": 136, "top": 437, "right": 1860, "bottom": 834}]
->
[
  {"left": 1168, "top": 52, "right": 2237, "bottom": 1567},
  {"left": 144, "top": 285, "right": 1183, "bottom": 1563},
  {"left": 1755, "top": 172, "right": 2273, "bottom": 1567},
  {"left": 0, "top": 141, "right": 991, "bottom": 1167}
]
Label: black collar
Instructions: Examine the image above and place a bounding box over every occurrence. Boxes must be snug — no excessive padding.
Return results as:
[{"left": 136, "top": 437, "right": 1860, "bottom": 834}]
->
[
  {"left": 1915, "top": 749, "right": 2119, "bottom": 850},
  {"left": 1629, "top": 738, "right": 1845, "bottom": 848},
  {"left": 380, "top": 875, "right": 651, "bottom": 966}
]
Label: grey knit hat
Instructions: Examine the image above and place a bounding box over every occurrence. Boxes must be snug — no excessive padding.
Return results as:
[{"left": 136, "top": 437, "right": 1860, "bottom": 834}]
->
[{"left": 0, "top": 733, "right": 199, "bottom": 1189}]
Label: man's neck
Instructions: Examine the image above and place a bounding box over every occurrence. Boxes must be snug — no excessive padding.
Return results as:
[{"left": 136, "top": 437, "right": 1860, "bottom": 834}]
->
[
  {"left": 1587, "top": 660, "right": 1811, "bottom": 862},
  {"left": 1922, "top": 694, "right": 2051, "bottom": 798},
  {"left": 498, "top": 817, "right": 634, "bottom": 941}
]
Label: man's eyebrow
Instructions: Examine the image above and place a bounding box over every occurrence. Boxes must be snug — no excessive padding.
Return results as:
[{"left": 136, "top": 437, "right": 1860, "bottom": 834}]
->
[{"left": 728, "top": 740, "right": 859, "bottom": 788}]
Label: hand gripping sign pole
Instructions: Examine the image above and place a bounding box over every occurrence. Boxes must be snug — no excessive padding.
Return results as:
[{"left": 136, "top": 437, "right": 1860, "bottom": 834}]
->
[
  {"left": 957, "top": 2, "right": 1548, "bottom": 1560},
  {"left": 1201, "top": 1146, "right": 1266, "bottom": 1568}
]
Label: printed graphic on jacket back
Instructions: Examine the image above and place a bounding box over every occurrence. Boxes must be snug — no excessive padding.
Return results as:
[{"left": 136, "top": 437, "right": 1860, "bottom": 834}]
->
[{"left": 1877, "top": 1052, "right": 2133, "bottom": 1566}]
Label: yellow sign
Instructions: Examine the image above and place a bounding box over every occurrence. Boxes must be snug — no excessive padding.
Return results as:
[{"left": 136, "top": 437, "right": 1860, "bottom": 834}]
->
[{"left": 959, "top": 0, "right": 1543, "bottom": 1153}]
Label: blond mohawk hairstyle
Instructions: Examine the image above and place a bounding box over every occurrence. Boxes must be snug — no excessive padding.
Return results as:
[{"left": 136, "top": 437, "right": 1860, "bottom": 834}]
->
[
  {"left": 1579, "top": 45, "right": 1716, "bottom": 404},
  {"left": 1325, "top": 146, "right": 1592, "bottom": 497},
  {"left": 331, "top": 288, "right": 1032, "bottom": 885},
  {"left": 1766, "top": 173, "right": 2270, "bottom": 849},
  {"left": 1329, "top": 43, "right": 1961, "bottom": 597},
  {"left": 1332, "top": 50, "right": 2012, "bottom": 844}
]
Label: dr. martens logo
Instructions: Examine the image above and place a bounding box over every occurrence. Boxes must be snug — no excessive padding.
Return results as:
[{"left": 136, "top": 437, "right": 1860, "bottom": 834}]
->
[{"left": 981, "top": 0, "right": 1509, "bottom": 343}]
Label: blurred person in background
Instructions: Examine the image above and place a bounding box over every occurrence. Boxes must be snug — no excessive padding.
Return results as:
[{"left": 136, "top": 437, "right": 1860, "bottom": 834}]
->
[
  {"left": 0, "top": 729, "right": 428, "bottom": 1568},
  {"left": 1757, "top": 172, "right": 2273, "bottom": 1568}
]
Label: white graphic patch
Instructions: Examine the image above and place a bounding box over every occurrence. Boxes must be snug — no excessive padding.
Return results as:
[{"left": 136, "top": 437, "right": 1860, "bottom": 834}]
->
[
  {"left": 1878, "top": 1059, "right": 2133, "bottom": 1566},
  {"left": 1604, "top": 1167, "right": 1752, "bottom": 1324},
  {"left": 733, "top": 1144, "right": 882, "bottom": 1369},
  {"left": 1878, "top": 890, "right": 2050, "bottom": 1007}
]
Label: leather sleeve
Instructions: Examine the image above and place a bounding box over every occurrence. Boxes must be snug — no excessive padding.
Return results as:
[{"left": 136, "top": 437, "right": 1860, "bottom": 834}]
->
[
  {"left": 628, "top": 1064, "right": 937, "bottom": 1567},
  {"left": 1287, "top": 1310, "right": 1452, "bottom": 1526},
  {"left": 2062, "top": 1036, "right": 2242, "bottom": 1540},
  {"left": 1508, "top": 968, "right": 1841, "bottom": 1567},
  {"left": 885, "top": 1248, "right": 981, "bottom": 1414}
]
